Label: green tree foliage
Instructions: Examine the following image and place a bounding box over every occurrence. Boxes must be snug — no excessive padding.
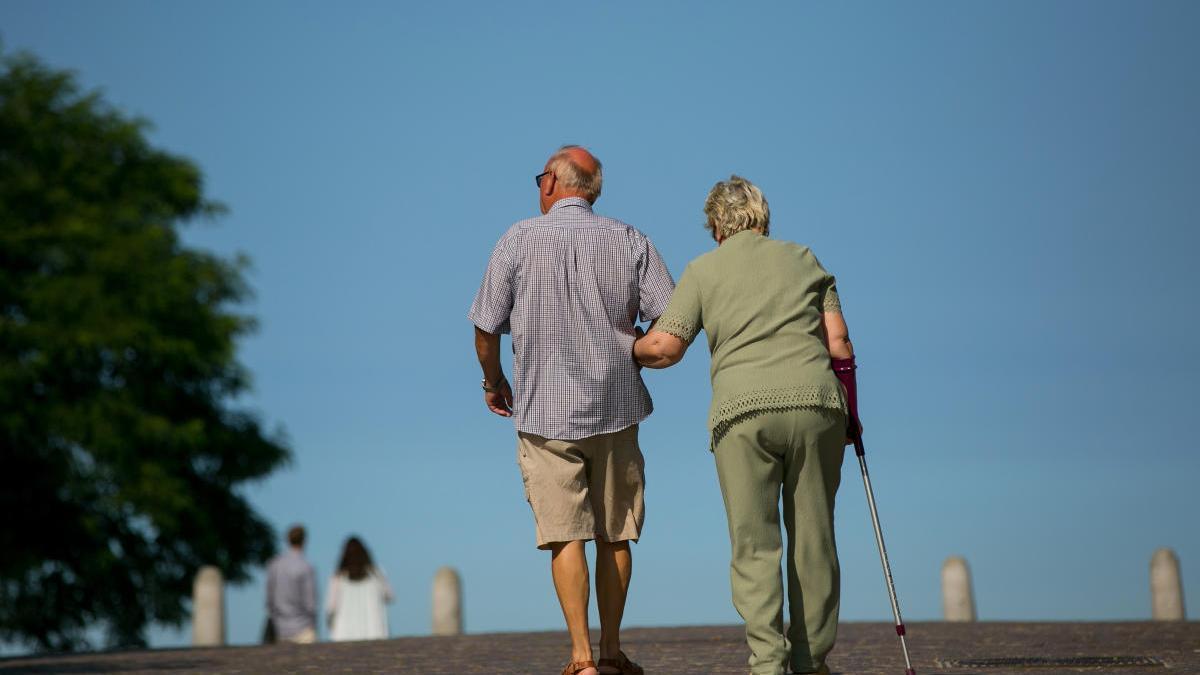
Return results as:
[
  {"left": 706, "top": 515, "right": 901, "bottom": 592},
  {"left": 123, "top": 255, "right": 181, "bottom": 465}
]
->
[{"left": 0, "top": 48, "right": 290, "bottom": 651}]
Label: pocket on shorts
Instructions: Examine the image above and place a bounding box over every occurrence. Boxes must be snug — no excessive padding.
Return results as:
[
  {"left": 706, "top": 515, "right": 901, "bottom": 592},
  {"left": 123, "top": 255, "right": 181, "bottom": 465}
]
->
[{"left": 516, "top": 440, "right": 534, "bottom": 503}]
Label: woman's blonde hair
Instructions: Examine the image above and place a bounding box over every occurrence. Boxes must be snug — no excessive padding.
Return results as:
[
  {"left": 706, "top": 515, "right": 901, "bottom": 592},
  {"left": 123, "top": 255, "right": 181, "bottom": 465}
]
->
[{"left": 704, "top": 175, "right": 770, "bottom": 239}]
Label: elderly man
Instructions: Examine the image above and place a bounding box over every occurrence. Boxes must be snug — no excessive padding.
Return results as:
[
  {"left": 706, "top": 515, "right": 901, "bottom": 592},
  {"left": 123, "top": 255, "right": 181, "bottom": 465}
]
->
[{"left": 469, "top": 146, "right": 673, "bottom": 675}]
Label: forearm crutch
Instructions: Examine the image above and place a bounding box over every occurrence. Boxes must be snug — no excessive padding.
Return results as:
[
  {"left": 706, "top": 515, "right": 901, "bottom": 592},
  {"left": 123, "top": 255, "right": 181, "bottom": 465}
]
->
[{"left": 851, "top": 431, "right": 916, "bottom": 675}]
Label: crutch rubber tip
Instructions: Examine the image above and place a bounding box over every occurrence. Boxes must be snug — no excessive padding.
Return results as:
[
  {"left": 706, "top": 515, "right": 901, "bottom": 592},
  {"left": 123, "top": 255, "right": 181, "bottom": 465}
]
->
[
  {"left": 905, "top": 669, "right": 916, "bottom": 675},
  {"left": 895, "top": 624, "right": 906, "bottom": 636}
]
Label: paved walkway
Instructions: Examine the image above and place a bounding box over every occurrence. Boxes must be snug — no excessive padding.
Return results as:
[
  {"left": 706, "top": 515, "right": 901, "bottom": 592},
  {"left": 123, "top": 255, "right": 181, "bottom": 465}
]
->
[{"left": 1, "top": 622, "right": 1196, "bottom": 674}]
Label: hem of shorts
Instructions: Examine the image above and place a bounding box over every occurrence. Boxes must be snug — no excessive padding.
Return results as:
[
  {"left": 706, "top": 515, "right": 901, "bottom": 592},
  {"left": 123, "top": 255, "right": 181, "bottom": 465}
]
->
[{"left": 536, "top": 532, "right": 640, "bottom": 551}]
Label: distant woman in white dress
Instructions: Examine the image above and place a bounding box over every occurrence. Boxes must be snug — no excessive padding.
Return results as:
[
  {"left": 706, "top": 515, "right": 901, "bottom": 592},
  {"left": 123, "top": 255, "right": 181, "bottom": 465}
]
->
[{"left": 325, "top": 536, "right": 394, "bottom": 641}]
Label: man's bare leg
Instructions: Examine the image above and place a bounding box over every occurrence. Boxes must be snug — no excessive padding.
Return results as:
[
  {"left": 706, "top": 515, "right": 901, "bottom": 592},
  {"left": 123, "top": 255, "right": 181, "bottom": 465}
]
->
[
  {"left": 594, "top": 539, "right": 633, "bottom": 662},
  {"left": 550, "top": 541, "right": 598, "bottom": 674}
]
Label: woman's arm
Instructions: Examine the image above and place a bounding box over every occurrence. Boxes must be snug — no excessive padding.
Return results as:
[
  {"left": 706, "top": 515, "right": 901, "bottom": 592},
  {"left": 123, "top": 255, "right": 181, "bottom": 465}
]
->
[
  {"left": 324, "top": 575, "right": 340, "bottom": 628},
  {"left": 822, "top": 310, "right": 861, "bottom": 439},
  {"left": 821, "top": 311, "right": 854, "bottom": 359},
  {"left": 634, "top": 329, "right": 689, "bottom": 369},
  {"left": 376, "top": 567, "right": 395, "bottom": 603}
]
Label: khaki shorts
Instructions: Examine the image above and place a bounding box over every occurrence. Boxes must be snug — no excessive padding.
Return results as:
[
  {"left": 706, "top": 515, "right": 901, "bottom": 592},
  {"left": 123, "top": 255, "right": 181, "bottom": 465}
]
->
[{"left": 516, "top": 425, "right": 645, "bottom": 550}]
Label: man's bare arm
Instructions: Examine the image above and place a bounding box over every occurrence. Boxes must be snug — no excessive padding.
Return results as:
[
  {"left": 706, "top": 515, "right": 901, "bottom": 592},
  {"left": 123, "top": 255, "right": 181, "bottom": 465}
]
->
[
  {"left": 474, "top": 326, "right": 505, "bottom": 384},
  {"left": 474, "top": 326, "right": 513, "bottom": 416}
]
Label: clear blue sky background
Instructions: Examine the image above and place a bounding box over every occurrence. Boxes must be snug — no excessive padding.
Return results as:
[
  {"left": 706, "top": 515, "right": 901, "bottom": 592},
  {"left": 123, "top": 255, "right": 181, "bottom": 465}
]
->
[{"left": 2, "top": 0, "right": 1197, "bottom": 648}]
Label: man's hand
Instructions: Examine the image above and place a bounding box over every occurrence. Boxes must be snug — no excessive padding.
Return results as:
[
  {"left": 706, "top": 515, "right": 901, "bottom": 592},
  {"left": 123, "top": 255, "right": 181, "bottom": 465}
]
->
[
  {"left": 475, "top": 326, "right": 513, "bottom": 417},
  {"left": 484, "top": 380, "right": 514, "bottom": 417}
]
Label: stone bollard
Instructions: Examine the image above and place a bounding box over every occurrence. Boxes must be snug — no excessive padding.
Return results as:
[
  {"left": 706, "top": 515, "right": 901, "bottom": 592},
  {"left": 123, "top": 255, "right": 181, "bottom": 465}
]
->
[
  {"left": 1150, "top": 548, "right": 1185, "bottom": 620},
  {"left": 432, "top": 566, "right": 463, "bottom": 636},
  {"left": 192, "top": 566, "right": 226, "bottom": 646},
  {"left": 941, "top": 556, "right": 977, "bottom": 622}
]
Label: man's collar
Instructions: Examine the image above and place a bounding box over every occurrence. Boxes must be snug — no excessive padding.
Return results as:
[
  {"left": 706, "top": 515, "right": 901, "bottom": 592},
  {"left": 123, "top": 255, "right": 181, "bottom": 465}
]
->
[{"left": 549, "top": 197, "right": 593, "bottom": 213}]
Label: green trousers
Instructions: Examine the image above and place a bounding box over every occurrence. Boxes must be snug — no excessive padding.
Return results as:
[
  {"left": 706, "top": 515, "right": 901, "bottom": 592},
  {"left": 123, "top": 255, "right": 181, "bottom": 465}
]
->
[{"left": 713, "top": 407, "right": 847, "bottom": 675}]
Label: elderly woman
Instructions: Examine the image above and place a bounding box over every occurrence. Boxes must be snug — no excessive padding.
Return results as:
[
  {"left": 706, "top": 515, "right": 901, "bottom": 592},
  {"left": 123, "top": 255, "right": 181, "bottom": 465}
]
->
[{"left": 633, "top": 176, "right": 860, "bottom": 675}]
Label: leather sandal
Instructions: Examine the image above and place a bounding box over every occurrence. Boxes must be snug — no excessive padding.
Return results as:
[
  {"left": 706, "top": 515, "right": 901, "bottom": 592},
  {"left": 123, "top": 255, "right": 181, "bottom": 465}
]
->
[
  {"left": 598, "top": 651, "right": 644, "bottom": 675},
  {"left": 561, "top": 660, "right": 597, "bottom": 675}
]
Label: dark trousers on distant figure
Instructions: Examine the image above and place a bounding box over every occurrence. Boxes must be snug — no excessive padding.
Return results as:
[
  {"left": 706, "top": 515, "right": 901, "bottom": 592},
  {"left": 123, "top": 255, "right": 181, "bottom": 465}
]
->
[{"left": 713, "top": 407, "right": 847, "bottom": 675}]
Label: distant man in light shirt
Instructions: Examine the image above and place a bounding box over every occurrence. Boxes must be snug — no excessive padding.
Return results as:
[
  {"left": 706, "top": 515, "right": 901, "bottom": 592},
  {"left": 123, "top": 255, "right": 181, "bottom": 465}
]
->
[
  {"left": 265, "top": 524, "right": 318, "bottom": 644},
  {"left": 469, "top": 145, "right": 674, "bottom": 675}
]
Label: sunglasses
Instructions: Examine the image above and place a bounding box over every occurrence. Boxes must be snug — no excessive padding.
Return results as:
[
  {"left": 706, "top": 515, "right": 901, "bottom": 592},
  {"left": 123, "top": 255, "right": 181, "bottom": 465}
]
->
[{"left": 535, "top": 171, "right": 552, "bottom": 188}]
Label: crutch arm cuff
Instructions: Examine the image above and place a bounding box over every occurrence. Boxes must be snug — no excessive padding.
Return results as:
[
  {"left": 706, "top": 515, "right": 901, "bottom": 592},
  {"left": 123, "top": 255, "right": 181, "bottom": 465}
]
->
[
  {"left": 831, "top": 356, "right": 861, "bottom": 436},
  {"left": 832, "top": 356, "right": 856, "bottom": 373}
]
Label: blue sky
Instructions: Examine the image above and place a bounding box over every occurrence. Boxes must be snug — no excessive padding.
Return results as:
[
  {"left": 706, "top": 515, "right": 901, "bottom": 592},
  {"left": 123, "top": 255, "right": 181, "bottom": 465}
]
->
[{"left": 1, "top": 0, "right": 1197, "bottom": 648}]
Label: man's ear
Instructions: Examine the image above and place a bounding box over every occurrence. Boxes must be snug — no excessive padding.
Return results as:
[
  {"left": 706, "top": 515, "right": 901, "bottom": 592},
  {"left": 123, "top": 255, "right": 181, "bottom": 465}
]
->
[{"left": 541, "top": 171, "right": 557, "bottom": 199}]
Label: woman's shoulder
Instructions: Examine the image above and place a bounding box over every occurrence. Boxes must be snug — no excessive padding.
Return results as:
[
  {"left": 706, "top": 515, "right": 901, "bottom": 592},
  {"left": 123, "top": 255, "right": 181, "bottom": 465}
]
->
[
  {"left": 722, "top": 235, "right": 817, "bottom": 266},
  {"left": 762, "top": 238, "right": 829, "bottom": 270},
  {"left": 685, "top": 245, "right": 725, "bottom": 275},
  {"left": 764, "top": 235, "right": 813, "bottom": 256},
  {"left": 685, "top": 234, "right": 817, "bottom": 274}
]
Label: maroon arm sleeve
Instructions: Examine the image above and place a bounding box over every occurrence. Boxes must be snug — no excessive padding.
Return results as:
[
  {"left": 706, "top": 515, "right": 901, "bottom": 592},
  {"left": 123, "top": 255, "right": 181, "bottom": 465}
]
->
[{"left": 832, "top": 356, "right": 861, "bottom": 438}]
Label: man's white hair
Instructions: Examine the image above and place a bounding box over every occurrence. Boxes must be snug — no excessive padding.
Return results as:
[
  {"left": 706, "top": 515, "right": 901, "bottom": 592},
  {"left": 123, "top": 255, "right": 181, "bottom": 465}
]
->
[
  {"left": 547, "top": 145, "right": 603, "bottom": 202},
  {"left": 704, "top": 175, "right": 770, "bottom": 239}
]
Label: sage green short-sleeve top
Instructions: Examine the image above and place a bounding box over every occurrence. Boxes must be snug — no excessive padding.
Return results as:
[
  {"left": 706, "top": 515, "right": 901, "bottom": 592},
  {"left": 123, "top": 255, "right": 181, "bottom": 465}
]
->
[{"left": 655, "top": 230, "right": 846, "bottom": 443}]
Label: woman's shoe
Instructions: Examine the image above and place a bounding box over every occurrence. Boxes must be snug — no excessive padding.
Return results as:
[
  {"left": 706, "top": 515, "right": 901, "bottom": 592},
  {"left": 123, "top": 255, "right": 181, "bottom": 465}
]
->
[{"left": 561, "top": 660, "right": 597, "bottom": 675}]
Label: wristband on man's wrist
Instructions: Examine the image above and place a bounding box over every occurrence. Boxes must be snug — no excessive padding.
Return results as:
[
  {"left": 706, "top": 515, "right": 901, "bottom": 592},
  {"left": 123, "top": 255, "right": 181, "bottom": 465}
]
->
[{"left": 481, "top": 374, "right": 507, "bottom": 392}]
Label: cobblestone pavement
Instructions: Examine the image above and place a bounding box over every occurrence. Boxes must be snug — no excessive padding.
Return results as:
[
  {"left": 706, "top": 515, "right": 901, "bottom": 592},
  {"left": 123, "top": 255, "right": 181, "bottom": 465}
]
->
[{"left": 1, "top": 622, "right": 1196, "bottom": 674}]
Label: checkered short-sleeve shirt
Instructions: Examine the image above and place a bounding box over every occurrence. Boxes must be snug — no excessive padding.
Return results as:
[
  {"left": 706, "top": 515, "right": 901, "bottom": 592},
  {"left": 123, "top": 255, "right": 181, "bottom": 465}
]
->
[{"left": 468, "top": 197, "right": 675, "bottom": 440}]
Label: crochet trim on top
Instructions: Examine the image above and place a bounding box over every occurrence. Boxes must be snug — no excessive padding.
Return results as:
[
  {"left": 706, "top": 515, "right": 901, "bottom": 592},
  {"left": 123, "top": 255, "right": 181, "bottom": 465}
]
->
[
  {"left": 710, "top": 385, "right": 846, "bottom": 448},
  {"left": 654, "top": 314, "right": 698, "bottom": 343}
]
